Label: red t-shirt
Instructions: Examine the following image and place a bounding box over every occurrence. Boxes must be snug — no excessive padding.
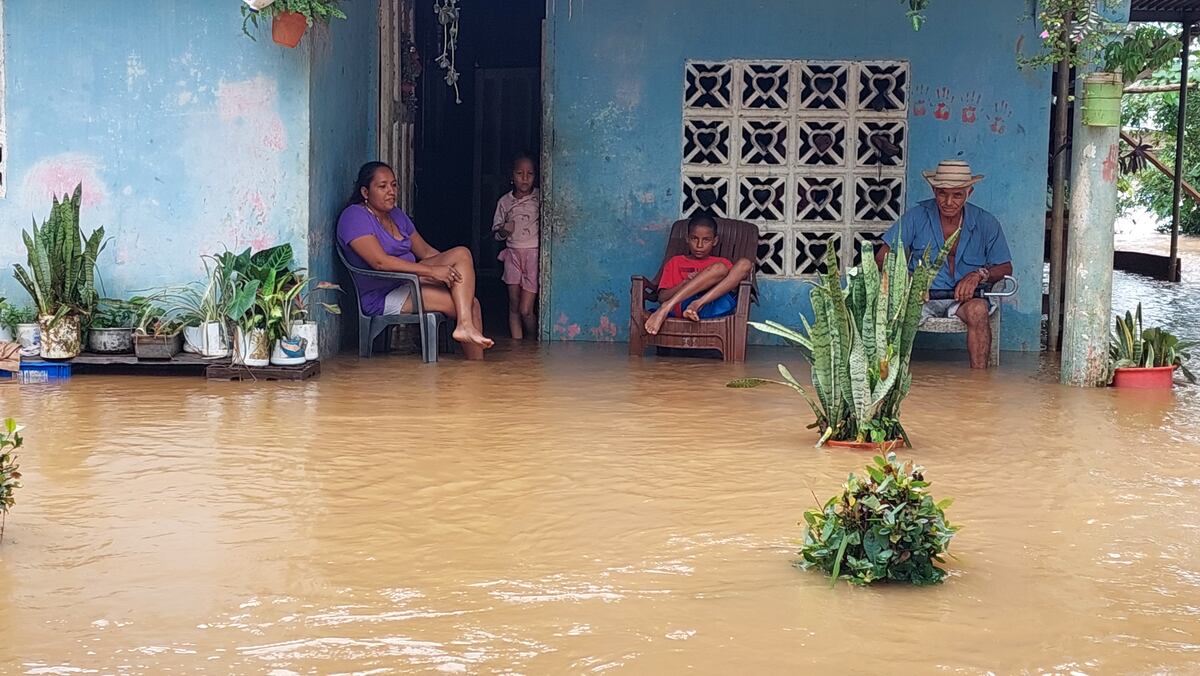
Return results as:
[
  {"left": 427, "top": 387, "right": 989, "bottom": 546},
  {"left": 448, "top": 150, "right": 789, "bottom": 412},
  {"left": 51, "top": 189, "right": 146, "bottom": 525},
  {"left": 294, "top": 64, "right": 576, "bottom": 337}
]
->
[{"left": 659, "top": 254, "right": 733, "bottom": 315}]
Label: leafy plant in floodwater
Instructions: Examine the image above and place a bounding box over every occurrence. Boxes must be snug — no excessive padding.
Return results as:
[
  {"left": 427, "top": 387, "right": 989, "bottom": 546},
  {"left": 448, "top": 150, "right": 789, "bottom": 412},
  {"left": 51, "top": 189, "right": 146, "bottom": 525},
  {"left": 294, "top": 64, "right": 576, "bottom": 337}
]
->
[
  {"left": 800, "top": 453, "right": 958, "bottom": 587},
  {"left": 1, "top": 418, "right": 23, "bottom": 544}
]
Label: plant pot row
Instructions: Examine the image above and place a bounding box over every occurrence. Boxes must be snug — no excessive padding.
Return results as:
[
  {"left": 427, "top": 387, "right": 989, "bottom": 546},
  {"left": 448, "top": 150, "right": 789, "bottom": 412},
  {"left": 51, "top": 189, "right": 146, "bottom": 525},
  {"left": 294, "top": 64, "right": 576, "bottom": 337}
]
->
[{"left": 4, "top": 317, "right": 320, "bottom": 366}]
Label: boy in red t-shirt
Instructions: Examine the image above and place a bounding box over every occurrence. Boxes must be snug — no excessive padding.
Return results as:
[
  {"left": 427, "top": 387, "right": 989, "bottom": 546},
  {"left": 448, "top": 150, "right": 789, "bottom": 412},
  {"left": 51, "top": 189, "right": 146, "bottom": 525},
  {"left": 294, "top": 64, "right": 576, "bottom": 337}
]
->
[{"left": 645, "top": 214, "right": 754, "bottom": 335}]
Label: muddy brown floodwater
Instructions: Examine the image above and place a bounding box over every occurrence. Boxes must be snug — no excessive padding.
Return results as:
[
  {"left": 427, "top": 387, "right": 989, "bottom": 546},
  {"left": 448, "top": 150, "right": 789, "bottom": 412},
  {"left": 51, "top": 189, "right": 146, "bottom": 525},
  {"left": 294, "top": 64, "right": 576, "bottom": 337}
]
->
[{"left": 1, "top": 240, "right": 1199, "bottom": 674}]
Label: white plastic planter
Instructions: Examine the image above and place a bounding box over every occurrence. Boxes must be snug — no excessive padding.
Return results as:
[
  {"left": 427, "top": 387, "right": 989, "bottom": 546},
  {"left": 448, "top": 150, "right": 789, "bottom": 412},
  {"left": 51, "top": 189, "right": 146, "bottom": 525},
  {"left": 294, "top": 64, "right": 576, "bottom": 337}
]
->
[
  {"left": 185, "top": 322, "right": 229, "bottom": 358},
  {"left": 290, "top": 321, "right": 319, "bottom": 361},
  {"left": 235, "top": 327, "right": 271, "bottom": 367},
  {"left": 15, "top": 323, "right": 40, "bottom": 356},
  {"left": 270, "top": 335, "right": 307, "bottom": 366}
]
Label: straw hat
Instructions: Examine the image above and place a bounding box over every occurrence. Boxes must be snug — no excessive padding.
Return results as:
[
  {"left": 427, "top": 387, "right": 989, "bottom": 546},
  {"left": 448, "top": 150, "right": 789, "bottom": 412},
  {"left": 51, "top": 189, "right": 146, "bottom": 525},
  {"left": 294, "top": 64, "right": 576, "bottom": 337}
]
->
[{"left": 922, "top": 159, "right": 985, "bottom": 189}]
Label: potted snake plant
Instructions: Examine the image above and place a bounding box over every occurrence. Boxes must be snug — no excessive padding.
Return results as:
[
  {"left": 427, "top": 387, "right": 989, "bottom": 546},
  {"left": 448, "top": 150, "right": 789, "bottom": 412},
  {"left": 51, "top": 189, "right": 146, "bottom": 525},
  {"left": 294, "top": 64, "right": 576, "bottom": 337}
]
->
[
  {"left": 729, "top": 232, "right": 957, "bottom": 450},
  {"left": 1109, "top": 304, "right": 1195, "bottom": 389},
  {"left": 12, "top": 184, "right": 106, "bottom": 360}
]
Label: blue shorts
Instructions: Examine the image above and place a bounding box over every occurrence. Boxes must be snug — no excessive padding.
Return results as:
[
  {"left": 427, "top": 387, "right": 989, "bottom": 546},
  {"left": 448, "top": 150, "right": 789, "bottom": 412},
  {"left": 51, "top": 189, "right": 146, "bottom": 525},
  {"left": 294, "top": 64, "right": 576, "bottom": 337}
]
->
[{"left": 669, "top": 292, "right": 737, "bottom": 319}]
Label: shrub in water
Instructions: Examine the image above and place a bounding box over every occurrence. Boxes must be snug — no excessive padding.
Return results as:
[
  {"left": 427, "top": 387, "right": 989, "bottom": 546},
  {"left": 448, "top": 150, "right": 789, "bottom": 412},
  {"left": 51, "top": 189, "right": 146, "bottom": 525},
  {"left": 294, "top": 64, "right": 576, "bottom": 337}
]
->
[
  {"left": 801, "top": 453, "right": 957, "bottom": 586},
  {"left": 1, "top": 418, "right": 22, "bottom": 543}
]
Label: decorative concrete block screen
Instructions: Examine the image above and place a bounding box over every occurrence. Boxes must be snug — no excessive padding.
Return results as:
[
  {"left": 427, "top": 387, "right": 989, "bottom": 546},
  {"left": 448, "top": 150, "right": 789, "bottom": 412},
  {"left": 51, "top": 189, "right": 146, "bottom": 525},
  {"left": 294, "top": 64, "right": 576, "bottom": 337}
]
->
[{"left": 681, "top": 60, "right": 909, "bottom": 278}]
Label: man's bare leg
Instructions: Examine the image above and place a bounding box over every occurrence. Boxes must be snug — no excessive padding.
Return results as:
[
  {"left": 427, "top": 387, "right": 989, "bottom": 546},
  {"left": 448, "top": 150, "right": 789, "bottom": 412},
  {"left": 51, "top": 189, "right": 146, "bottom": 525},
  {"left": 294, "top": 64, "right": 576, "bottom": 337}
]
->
[
  {"left": 682, "top": 258, "right": 753, "bottom": 320},
  {"left": 956, "top": 298, "right": 991, "bottom": 369},
  {"left": 644, "top": 263, "right": 730, "bottom": 335}
]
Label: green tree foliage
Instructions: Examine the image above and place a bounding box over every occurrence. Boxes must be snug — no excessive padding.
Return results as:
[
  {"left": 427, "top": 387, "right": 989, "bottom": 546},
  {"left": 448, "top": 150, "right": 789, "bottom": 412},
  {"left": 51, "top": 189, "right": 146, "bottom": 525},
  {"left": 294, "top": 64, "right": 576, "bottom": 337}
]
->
[{"left": 1122, "top": 50, "right": 1200, "bottom": 235}]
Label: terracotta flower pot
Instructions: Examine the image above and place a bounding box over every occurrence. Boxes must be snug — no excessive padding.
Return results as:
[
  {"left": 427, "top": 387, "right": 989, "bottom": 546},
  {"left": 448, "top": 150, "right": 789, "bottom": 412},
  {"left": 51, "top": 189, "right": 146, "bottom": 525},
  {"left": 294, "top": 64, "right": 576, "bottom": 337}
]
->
[
  {"left": 823, "top": 438, "right": 905, "bottom": 453},
  {"left": 272, "top": 11, "right": 308, "bottom": 48},
  {"left": 1112, "top": 366, "right": 1175, "bottom": 389}
]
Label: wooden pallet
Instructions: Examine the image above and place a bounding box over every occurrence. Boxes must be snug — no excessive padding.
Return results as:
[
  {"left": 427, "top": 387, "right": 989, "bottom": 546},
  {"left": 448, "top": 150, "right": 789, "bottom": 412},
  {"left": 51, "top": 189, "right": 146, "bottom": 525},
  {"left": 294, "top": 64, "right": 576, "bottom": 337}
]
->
[
  {"left": 62, "top": 352, "right": 215, "bottom": 376},
  {"left": 206, "top": 360, "right": 321, "bottom": 382}
]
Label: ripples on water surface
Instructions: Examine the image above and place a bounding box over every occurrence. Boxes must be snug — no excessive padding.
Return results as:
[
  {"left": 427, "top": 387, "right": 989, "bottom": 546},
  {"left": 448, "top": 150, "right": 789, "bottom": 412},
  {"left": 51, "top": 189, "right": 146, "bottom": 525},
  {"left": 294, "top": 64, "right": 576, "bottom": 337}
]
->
[{"left": 1, "top": 235, "right": 1198, "bottom": 674}]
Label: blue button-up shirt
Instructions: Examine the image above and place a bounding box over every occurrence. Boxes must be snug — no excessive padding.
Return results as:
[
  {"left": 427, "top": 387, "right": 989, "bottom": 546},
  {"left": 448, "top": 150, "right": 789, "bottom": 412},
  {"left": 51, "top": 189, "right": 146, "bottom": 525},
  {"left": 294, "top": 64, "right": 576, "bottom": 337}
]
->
[{"left": 880, "top": 200, "right": 1012, "bottom": 291}]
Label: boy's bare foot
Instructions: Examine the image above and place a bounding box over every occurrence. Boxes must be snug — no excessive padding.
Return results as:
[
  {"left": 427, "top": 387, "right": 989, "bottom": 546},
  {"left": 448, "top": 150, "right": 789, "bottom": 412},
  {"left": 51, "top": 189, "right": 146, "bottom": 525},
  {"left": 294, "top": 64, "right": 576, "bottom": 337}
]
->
[
  {"left": 644, "top": 310, "right": 669, "bottom": 336},
  {"left": 682, "top": 300, "right": 707, "bottom": 321},
  {"left": 453, "top": 326, "right": 495, "bottom": 349}
]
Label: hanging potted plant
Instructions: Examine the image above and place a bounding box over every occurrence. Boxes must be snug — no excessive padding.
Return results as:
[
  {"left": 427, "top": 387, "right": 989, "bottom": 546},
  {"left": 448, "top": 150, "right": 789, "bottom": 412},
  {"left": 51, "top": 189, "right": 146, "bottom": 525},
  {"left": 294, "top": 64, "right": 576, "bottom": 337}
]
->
[
  {"left": 241, "top": 0, "right": 348, "bottom": 49},
  {"left": 12, "top": 184, "right": 106, "bottom": 360},
  {"left": 86, "top": 298, "right": 144, "bottom": 354},
  {"left": 1109, "top": 304, "right": 1195, "bottom": 389},
  {"left": 729, "top": 234, "right": 957, "bottom": 451},
  {"left": 289, "top": 275, "right": 341, "bottom": 361}
]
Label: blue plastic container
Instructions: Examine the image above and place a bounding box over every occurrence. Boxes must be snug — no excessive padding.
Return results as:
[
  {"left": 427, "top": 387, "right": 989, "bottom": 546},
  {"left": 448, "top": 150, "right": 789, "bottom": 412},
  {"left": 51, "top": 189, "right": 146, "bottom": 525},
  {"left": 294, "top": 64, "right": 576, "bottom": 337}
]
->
[{"left": 1, "top": 360, "right": 72, "bottom": 382}]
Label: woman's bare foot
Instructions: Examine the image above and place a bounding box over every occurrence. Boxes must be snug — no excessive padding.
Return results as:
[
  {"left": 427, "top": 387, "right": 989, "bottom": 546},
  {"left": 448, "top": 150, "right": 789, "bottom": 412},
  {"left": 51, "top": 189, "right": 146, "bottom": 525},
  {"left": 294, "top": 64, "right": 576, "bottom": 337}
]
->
[
  {"left": 682, "top": 300, "right": 707, "bottom": 321},
  {"left": 645, "top": 310, "right": 669, "bottom": 335},
  {"left": 453, "top": 325, "right": 494, "bottom": 349}
]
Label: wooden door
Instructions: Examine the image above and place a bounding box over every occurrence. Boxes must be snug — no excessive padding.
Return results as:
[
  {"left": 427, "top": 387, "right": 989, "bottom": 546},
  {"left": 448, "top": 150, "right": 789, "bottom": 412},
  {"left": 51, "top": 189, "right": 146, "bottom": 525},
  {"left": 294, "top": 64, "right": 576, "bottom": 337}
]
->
[
  {"left": 379, "top": 0, "right": 416, "bottom": 211},
  {"left": 472, "top": 67, "right": 541, "bottom": 276}
]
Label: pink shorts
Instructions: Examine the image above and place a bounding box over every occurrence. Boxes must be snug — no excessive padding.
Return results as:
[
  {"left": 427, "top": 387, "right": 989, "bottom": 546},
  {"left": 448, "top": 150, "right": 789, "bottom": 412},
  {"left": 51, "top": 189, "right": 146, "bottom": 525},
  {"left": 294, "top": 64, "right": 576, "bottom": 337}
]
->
[{"left": 499, "top": 247, "right": 539, "bottom": 293}]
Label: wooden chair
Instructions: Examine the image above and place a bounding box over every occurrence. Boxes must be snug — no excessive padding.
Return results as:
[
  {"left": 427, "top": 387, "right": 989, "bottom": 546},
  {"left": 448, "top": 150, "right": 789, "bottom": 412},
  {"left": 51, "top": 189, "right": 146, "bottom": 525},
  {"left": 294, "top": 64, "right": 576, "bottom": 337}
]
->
[
  {"left": 917, "top": 276, "right": 1019, "bottom": 367},
  {"left": 629, "top": 218, "right": 759, "bottom": 362},
  {"left": 337, "top": 247, "right": 447, "bottom": 363}
]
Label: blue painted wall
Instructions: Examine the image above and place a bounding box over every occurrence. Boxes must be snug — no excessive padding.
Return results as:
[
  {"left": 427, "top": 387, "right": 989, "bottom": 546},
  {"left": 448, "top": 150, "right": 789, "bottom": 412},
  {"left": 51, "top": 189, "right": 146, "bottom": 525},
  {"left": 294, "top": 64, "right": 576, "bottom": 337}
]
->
[
  {"left": 306, "top": 9, "right": 380, "bottom": 356},
  {"left": 0, "top": 0, "right": 377, "bottom": 343},
  {"left": 543, "top": 0, "right": 1050, "bottom": 351}
]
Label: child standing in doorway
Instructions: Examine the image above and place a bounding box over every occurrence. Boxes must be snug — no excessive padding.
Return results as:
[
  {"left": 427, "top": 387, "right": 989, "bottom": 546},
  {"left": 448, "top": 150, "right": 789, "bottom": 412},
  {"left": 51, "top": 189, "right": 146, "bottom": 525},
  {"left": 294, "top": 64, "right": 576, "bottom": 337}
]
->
[{"left": 492, "top": 153, "right": 540, "bottom": 339}]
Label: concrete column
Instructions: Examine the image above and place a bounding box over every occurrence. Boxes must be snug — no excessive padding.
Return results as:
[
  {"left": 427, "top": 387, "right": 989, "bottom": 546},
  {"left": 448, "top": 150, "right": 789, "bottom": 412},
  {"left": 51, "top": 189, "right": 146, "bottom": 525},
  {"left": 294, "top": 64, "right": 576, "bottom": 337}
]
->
[{"left": 1061, "top": 85, "right": 1119, "bottom": 387}]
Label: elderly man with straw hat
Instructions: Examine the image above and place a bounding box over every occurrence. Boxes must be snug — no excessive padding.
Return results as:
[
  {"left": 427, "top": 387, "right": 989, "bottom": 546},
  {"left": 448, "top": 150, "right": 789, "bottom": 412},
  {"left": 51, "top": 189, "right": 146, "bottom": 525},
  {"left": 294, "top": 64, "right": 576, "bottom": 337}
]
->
[{"left": 875, "top": 159, "right": 1013, "bottom": 369}]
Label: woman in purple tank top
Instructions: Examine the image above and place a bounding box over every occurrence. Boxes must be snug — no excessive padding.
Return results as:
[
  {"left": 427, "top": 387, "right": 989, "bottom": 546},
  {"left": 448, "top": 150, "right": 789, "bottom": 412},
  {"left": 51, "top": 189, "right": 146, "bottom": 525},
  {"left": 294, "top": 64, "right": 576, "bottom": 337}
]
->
[{"left": 337, "top": 162, "right": 493, "bottom": 360}]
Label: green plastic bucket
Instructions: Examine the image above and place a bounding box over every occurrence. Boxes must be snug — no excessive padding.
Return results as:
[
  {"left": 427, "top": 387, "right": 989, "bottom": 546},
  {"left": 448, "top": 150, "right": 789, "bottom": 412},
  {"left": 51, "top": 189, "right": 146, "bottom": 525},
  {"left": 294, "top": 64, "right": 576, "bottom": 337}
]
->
[{"left": 1082, "top": 72, "right": 1123, "bottom": 127}]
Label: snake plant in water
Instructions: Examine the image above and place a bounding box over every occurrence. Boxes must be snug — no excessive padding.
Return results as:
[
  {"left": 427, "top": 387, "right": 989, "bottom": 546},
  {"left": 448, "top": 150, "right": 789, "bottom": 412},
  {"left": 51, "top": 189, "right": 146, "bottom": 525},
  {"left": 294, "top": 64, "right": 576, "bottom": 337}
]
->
[{"left": 730, "top": 231, "right": 957, "bottom": 447}]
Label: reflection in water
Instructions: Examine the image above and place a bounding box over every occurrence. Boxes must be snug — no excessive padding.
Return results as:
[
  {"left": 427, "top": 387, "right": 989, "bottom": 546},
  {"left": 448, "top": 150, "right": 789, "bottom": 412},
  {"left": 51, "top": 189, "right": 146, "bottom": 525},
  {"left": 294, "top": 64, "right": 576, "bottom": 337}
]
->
[{"left": 1, "top": 257, "right": 1199, "bottom": 672}]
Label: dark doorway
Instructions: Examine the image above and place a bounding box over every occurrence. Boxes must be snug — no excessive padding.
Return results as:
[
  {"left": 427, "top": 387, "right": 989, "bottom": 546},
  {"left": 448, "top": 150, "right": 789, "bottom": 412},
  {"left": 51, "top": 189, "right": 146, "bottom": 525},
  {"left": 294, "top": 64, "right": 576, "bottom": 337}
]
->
[{"left": 413, "top": 0, "right": 544, "bottom": 334}]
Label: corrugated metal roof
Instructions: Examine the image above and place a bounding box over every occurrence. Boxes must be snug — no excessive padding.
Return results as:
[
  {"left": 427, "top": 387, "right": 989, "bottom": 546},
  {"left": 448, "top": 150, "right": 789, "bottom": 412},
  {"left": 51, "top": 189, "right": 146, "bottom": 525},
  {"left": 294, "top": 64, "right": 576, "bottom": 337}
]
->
[{"left": 1130, "top": 0, "right": 1200, "bottom": 22}]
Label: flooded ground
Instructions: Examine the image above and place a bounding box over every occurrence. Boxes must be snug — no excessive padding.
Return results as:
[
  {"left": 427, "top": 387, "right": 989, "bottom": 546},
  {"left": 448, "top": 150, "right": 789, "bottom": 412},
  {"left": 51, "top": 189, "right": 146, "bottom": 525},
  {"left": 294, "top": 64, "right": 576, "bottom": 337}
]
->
[
  {"left": 1113, "top": 225, "right": 1200, "bottom": 346},
  {"left": 2, "top": 222, "right": 1199, "bottom": 673},
  {"left": 1, "top": 328, "right": 1199, "bottom": 673}
]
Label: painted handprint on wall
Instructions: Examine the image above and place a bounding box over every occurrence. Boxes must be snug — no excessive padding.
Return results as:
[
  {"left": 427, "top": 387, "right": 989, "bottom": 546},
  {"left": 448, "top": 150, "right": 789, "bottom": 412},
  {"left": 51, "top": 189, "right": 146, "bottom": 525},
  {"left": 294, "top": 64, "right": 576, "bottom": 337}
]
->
[
  {"left": 933, "top": 87, "right": 953, "bottom": 121},
  {"left": 989, "top": 101, "right": 1012, "bottom": 134},
  {"left": 960, "top": 91, "right": 981, "bottom": 124},
  {"left": 912, "top": 84, "right": 929, "bottom": 117}
]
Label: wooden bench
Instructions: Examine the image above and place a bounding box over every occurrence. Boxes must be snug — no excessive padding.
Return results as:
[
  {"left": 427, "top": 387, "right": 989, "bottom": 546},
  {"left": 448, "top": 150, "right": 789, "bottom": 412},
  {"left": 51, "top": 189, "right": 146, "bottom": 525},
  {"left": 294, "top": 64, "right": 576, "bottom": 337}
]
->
[{"left": 917, "top": 276, "right": 1019, "bottom": 367}]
